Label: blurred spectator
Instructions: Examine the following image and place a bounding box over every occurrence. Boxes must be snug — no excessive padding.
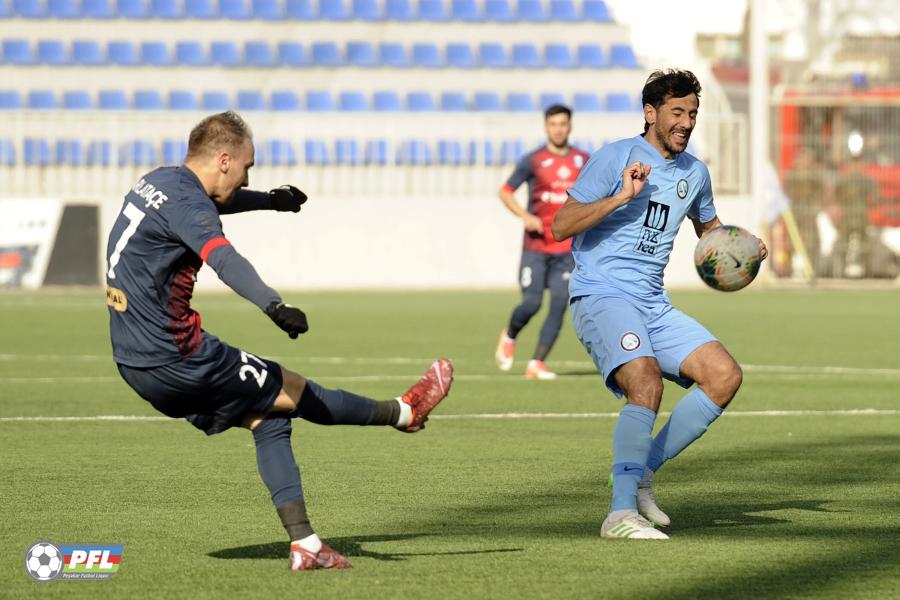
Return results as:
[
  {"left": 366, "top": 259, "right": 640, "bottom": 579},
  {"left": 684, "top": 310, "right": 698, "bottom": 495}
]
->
[
  {"left": 783, "top": 147, "right": 827, "bottom": 275},
  {"left": 834, "top": 155, "right": 878, "bottom": 277}
]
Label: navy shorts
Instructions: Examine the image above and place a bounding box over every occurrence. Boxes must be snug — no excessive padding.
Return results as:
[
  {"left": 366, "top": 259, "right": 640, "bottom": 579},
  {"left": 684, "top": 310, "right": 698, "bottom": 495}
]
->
[
  {"left": 519, "top": 250, "right": 575, "bottom": 291},
  {"left": 117, "top": 333, "right": 284, "bottom": 435}
]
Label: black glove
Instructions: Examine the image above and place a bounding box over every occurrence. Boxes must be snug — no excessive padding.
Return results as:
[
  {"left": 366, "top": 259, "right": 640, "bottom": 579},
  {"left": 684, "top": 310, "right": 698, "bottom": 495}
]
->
[
  {"left": 265, "top": 301, "right": 308, "bottom": 339},
  {"left": 269, "top": 185, "right": 307, "bottom": 212}
]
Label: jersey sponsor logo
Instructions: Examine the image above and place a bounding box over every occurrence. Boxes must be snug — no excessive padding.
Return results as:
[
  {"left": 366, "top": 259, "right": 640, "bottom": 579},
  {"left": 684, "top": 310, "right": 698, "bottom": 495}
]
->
[
  {"left": 633, "top": 201, "right": 670, "bottom": 256},
  {"left": 131, "top": 178, "right": 169, "bottom": 210},
  {"left": 677, "top": 178, "right": 689, "bottom": 199},
  {"left": 620, "top": 332, "right": 641, "bottom": 351},
  {"left": 539, "top": 191, "right": 569, "bottom": 204},
  {"left": 557, "top": 165, "right": 572, "bottom": 180},
  {"left": 541, "top": 157, "right": 554, "bottom": 168},
  {"left": 106, "top": 285, "right": 128, "bottom": 312}
]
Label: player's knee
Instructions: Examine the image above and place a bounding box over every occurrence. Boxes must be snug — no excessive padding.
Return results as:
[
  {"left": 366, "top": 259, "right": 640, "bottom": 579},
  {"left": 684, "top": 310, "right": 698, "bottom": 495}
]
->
[
  {"left": 704, "top": 358, "right": 742, "bottom": 403},
  {"left": 518, "top": 297, "right": 543, "bottom": 317}
]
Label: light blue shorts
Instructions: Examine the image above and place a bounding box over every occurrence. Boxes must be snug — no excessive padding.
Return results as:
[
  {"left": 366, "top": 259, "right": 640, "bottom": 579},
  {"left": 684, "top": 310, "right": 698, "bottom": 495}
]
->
[{"left": 570, "top": 294, "right": 717, "bottom": 398}]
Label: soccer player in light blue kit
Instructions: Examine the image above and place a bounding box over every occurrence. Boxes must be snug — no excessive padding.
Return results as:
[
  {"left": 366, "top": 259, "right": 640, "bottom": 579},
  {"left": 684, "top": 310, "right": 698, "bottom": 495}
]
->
[{"left": 552, "top": 69, "right": 768, "bottom": 539}]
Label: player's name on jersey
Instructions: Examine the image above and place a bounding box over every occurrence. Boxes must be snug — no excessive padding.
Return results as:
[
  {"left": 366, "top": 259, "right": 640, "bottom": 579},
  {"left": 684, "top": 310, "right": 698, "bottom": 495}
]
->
[
  {"left": 106, "top": 285, "right": 127, "bottom": 312},
  {"left": 131, "top": 178, "right": 169, "bottom": 210}
]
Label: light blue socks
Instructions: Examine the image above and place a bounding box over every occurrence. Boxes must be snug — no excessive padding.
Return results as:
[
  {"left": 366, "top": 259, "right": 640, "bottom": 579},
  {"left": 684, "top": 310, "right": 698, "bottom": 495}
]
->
[
  {"left": 610, "top": 404, "right": 657, "bottom": 512},
  {"left": 646, "top": 387, "right": 723, "bottom": 473}
]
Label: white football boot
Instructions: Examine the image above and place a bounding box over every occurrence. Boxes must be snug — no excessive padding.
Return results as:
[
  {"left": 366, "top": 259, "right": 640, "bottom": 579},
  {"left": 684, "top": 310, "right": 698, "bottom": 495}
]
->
[
  {"left": 601, "top": 512, "right": 669, "bottom": 540},
  {"left": 637, "top": 469, "right": 671, "bottom": 527}
]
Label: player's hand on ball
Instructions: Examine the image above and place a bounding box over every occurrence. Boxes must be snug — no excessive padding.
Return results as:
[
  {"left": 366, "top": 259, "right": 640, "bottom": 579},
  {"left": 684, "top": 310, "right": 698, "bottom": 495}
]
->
[
  {"left": 756, "top": 236, "right": 769, "bottom": 261},
  {"left": 269, "top": 185, "right": 308, "bottom": 212},
  {"left": 266, "top": 301, "right": 309, "bottom": 339},
  {"left": 620, "top": 161, "right": 652, "bottom": 201}
]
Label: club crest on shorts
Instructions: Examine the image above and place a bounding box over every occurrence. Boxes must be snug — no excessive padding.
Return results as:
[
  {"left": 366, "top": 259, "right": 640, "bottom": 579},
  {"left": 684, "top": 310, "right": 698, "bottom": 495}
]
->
[
  {"left": 677, "top": 179, "right": 689, "bottom": 199},
  {"left": 620, "top": 332, "right": 641, "bottom": 351}
]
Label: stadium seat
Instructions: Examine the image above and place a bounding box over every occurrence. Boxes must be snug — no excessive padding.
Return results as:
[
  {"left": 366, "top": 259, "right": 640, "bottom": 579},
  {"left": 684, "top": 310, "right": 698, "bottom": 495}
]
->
[
  {"left": 440, "top": 92, "right": 467, "bottom": 112},
  {"left": 0, "top": 139, "right": 16, "bottom": 166},
  {"left": 500, "top": 139, "right": 525, "bottom": 164},
  {"left": 384, "top": 0, "right": 412, "bottom": 21},
  {"left": 210, "top": 41, "right": 240, "bottom": 67},
  {"left": 220, "top": 0, "right": 251, "bottom": 19},
  {"left": 418, "top": 0, "right": 447, "bottom": 21},
  {"left": 364, "top": 139, "right": 388, "bottom": 165},
  {"left": 27, "top": 91, "right": 57, "bottom": 110},
  {"left": 48, "top": 0, "right": 81, "bottom": 18},
  {"left": 264, "top": 140, "right": 297, "bottom": 166},
  {"left": 63, "top": 90, "right": 92, "bottom": 109},
  {"left": 305, "top": 91, "right": 334, "bottom": 111},
  {"left": 372, "top": 91, "right": 401, "bottom": 112},
  {"left": 284, "top": 0, "right": 314, "bottom": 19},
  {"left": 412, "top": 43, "right": 441, "bottom": 68},
  {"left": 549, "top": 0, "right": 577, "bottom": 21},
  {"left": 334, "top": 139, "right": 359, "bottom": 165},
  {"left": 539, "top": 92, "right": 566, "bottom": 110},
  {"left": 168, "top": 90, "right": 197, "bottom": 110},
  {"left": 251, "top": 0, "right": 281, "bottom": 19},
  {"left": 311, "top": 41, "right": 341, "bottom": 66},
  {"left": 117, "top": 0, "right": 148, "bottom": 18},
  {"left": 583, "top": 0, "right": 611, "bottom": 22},
  {"left": 55, "top": 140, "right": 84, "bottom": 166},
  {"left": 134, "top": 90, "right": 164, "bottom": 110},
  {"left": 120, "top": 140, "right": 157, "bottom": 166},
  {"left": 318, "top": 0, "right": 348, "bottom": 20},
  {"left": 573, "top": 92, "right": 602, "bottom": 112},
  {"left": 506, "top": 92, "right": 533, "bottom": 112},
  {"left": 237, "top": 90, "right": 266, "bottom": 110},
  {"left": 304, "top": 139, "right": 329, "bottom": 165},
  {"left": 37, "top": 40, "right": 68, "bottom": 65},
  {"left": 150, "top": 0, "right": 181, "bottom": 19},
  {"left": 244, "top": 41, "right": 275, "bottom": 67},
  {"left": 438, "top": 140, "right": 464, "bottom": 165},
  {"left": 83, "top": 0, "right": 114, "bottom": 17},
  {"left": 98, "top": 89, "right": 129, "bottom": 110},
  {"left": 451, "top": 0, "right": 482, "bottom": 22},
  {"left": 352, "top": 0, "right": 382, "bottom": 20},
  {"left": 25, "top": 138, "right": 51, "bottom": 166},
  {"left": 175, "top": 41, "right": 207, "bottom": 66},
  {"left": 577, "top": 44, "right": 605, "bottom": 68},
  {"left": 202, "top": 91, "right": 230, "bottom": 110},
  {"left": 511, "top": 43, "right": 541, "bottom": 68},
  {"left": 140, "top": 41, "right": 171, "bottom": 66},
  {"left": 485, "top": 0, "right": 514, "bottom": 22},
  {"left": 606, "top": 92, "right": 635, "bottom": 112},
  {"left": 72, "top": 40, "right": 105, "bottom": 65},
  {"left": 378, "top": 42, "right": 408, "bottom": 67},
  {"left": 184, "top": 0, "right": 214, "bottom": 18},
  {"left": 610, "top": 44, "right": 639, "bottom": 68},
  {"left": 478, "top": 43, "right": 507, "bottom": 68},
  {"left": 108, "top": 41, "right": 139, "bottom": 65},
  {"left": 446, "top": 43, "right": 475, "bottom": 68},
  {"left": 162, "top": 139, "right": 187, "bottom": 164},
  {"left": 544, "top": 44, "right": 574, "bottom": 68},
  {"left": 86, "top": 140, "right": 113, "bottom": 166},
  {"left": 2, "top": 40, "right": 34, "bottom": 65},
  {"left": 473, "top": 91, "right": 501, "bottom": 112},
  {"left": 406, "top": 91, "right": 435, "bottom": 112},
  {"left": 516, "top": 0, "right": 545, "bottom": 22},
  {"left": 277, "top": 41, "right": 306, "bottom": 66},
  {"left": 268, "top": 90, "right": 298, "bottom": 111},
  {"left": 338, "top": 91, "right": 367, "bottom": 112},
  {"left": 13, "top": 0, "right": 45, "bottom": 18},
  {"left": 0, "top": 90, "right": 22, "bottom": 110},
  {"left": 397, "top": 140, "right": 431, "bottom": 165},
  {"left": 346, "top": 41, "right": 376, "bottom": 67}
]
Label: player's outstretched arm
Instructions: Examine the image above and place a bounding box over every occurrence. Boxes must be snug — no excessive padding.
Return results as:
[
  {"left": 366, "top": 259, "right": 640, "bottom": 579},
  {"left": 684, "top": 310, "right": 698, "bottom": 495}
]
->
[{"left": 217, "top": 186, "right": 308, "bottom": 214}]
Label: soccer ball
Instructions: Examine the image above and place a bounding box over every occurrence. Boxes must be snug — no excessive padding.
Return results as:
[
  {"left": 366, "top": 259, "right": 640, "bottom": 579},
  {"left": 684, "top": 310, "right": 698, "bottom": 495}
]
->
[
  {"left": 694, "top": 225, "right": 762, "bottom": 292},
  {"left": 25, "top": 542, "right": 63, "bottom": 581}
]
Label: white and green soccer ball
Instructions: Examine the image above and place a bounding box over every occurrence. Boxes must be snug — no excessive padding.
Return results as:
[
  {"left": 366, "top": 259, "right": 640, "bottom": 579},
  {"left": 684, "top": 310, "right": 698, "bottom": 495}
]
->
[
  {"left": 25, "top": 542, "right": 63, "bottom": 581},
  {"left": 694, "top": 225, "right": 762, "bottom": 292}
]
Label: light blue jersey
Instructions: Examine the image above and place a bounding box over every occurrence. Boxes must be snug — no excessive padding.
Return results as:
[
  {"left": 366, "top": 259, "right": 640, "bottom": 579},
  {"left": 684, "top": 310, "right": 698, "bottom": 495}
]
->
[{"left": 567, "top": 135, "right": 717, "bottom": 300}]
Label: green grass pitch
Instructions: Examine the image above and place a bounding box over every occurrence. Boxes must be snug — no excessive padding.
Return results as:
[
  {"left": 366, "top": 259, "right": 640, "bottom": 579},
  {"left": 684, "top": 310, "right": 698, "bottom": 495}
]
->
[{"left": 1, "top": 288, "right": 898, "bottom": 599}]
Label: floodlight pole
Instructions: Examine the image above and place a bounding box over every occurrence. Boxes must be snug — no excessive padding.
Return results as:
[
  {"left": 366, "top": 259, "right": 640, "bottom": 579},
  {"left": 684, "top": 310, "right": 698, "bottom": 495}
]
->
[{"left": 749, "top": 0, "right": 770, "bottom": 274}]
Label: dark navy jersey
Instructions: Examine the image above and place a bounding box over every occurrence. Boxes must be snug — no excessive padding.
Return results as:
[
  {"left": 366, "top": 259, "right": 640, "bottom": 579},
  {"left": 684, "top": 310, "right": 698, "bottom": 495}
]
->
[{"left": 106, "top": 166, "right": 281, "bottom": 367}]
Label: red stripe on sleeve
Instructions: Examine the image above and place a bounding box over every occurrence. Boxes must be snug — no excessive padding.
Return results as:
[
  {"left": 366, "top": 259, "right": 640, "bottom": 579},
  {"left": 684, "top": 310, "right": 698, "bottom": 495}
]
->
[
  {"left": 199, "top": 237, "right": 231, "bottom": 262},
  {"left": 501, "top": 183, "right": 516, "bottom": 194}
]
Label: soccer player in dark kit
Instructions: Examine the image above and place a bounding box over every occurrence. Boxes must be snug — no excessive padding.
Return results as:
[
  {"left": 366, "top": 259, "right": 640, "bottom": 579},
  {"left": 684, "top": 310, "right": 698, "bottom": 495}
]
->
[{"left": 105, "top": 111, "right": 453, "bottom": 570}]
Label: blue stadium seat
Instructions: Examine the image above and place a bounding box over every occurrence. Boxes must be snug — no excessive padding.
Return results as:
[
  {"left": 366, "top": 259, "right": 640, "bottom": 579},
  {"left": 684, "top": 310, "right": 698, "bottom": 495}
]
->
[
  {"left": 346, "top": 41, "right": 376, "bottom": 67},
  {"left": 573, "top": 92, "right": 601, "bottom": 112},
  {"left": 440, "top": 92, "right": 467, "bottom": 112},
  {"left": 406, "top": 91, "right": 434, "bottom": 112},
  {"left": 168, "top": 90, "right": 197, "bottom": 110},
  {"left": 244, "top": 41, "right": 275, "bottom": 66},
  {"left": 334, "top": 139, "right": 359, "bottom": 165},
  {"left": 13, "top": 0, "right": 45, "bottom": 18},
  {"left": 210, "top": 41, "right": 240, "bottom": 67},
  {"left": 48, "top": 0, "right": 80, "bottom": 18},
  {"left": 202, "top": 91, "right": 230, "bottom": 110},
  {"left": 372, "top": 91, "right": 401, "bottom": 112},
  {"left": 37, "top": 40, "right": 68, "bottom": 65},
  {"left": 55, "top": 140, "right": 85, "bottom": 166},
  {"left": 499, "top": 139, "right": 525, "bottom": 164},
  {"left": 27, "top": 91, "right": 57, "bottom": 110},
  {"left": 162, "top": 139, "right": 187, "bottom": 164},
  {"left": 311, "top": 41, "right": 341, "bottom": 66},
  {"left": 583, "top": 0, "right": 611, "bottom": 22},
  {"left": 140, "top": 41, "right": 171, "bottom": 66},
  {"left": 0, "top": 91, "right": 22, "bottom": 110},
  {"left": 610, "top": 44, "right": 639, "bottom": 68},
  {"left": 352, "top": 0, "right": 381, "bottom": 20},
  {"left": 473, "top": 91, "right": 501, "bottom": 112},
  {"left": 270, "top": 90, "right": 299, "bottom": 111},
  {"left": 304, "top": 139, "right": 329, "bottom": 165},
  {"left": 150, "top": 0, "right": 181, "bottom": 18},
  {"left": 511, "top": 43, "right": 540, "bottom": 68},
  {"left": 318, "top": 0, "right": 348, "bottom": 20},
  {"left": 446, "top": 43, "right": 475, "bottom": 68},
  {"left": 478, "top": 43, "right": 507, "bottom": 68},
  {"left": 384, "top": 0, "right": 412, "bottom": 21},
  {"left": 577, "top": 44, "right": 605, "bottom": 68},
  {"left": 99, "top": 89, "right": 129, "bottom": 110},
  {"left": 63, "top": 90, "right": 92, "bottom": 109},
  {"left": 251, "top": 0, "right": 281, "bottom": 19},
  {"left": 120, "top": 140, "right": 157, "bottom": 166},
  {"left": 2, "top": 40, "right": 34, "bottom": 65},
  {"left": 451, "top": 0, "right": 481, "bottom": 22},
  {"left": 184, "top": 0, "right": 214, "bottom": 18},
  {"left": 364, "top": 139, "right": 388, "bottom": 165},
  {"left": 549, "top": 0, "right": 577, "bottom": 21},
  {"left": 539, "top": 92, "right": 565, "bottom": 110},
  {"left": 438, "top": 140, "right": 464, "bottom": 165},
  {"left": 545, "top": 44, "right": 574, "bottom": 68},
  {"left": 108, "top": 41, "right": 138, "bottom": 65},
  {"left": 516, "top": 0, "right": 545, "bottom": 22},
  {"left": 338, "top": 91, "right": 367, "bottom": 112},
  {"left": 506, "top": 92, "right": 533, "bottom": 112},
  {"left": 397, "top": 140, "right": 431, "bottom": 165},
  {"left": 86, "top": 140, "right": 112, "bottom": 166},
  {"left": 83, "top": 0, "right": 114, "bottom": 17},
  {"left": 412, "top": 43, "right": 441, "bottom": 68},
  {"left": 25, "top": 138, "right": 51, "bottom": 166},
  {"left": 117, "top": 0, "right": 148, "bottom": 18},
  {"left": 0, "top": 139, "right": 16, "bottom": 165},
  {"left": 473, "top": 139, "right": 494, "bottom": 165},
  {"left": 485, "top": 0, "right": 514, "bottom": 22},
  {"left": 264, "top": 140, "right": 297, "bottom": 165},
  {"left": 72, "top": 40, "right": 105, "bottom": 65},
  {"left": 237, "top": 90, "right": 266, "bottom": 110},
  {"left": 606, "top": 92, "right": 634, "bottom": 112},
  {"left": 219, "top": 0, "right": 251, "bottom": 19},
  {"left": 418, "top": 0, "right": 447, "bottom": 21},
  {"left": 378, "top": 42, "right": 408, "bottom": 67},
  {"left": 305, "top": 91, "right": 334, "bottom": 111},
  {"left": 284, "top": 0, "right": 313, "bottom": 19},
  {"left": 134, "top": 90, "right": 164, "bottom": 110},
  {"left": 277, "top": 41, "right": 306, "bottom": 66},
  {"left": 175, "top": 41, "right": 207, "bottom": 66}
]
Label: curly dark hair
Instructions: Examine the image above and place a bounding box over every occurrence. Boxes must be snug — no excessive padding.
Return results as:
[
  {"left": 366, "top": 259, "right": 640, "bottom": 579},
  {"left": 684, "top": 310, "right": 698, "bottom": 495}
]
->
[{"left": 641, "top": 69, "right": 702, "bottom": 133}]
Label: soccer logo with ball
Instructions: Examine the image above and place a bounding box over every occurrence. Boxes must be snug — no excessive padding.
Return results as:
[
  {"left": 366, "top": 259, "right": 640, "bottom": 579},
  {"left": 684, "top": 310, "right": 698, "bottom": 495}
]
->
[{"left": 25, "top": 542, "right": 63, "bottom": 582}]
